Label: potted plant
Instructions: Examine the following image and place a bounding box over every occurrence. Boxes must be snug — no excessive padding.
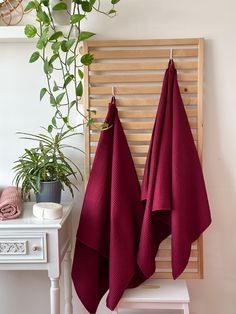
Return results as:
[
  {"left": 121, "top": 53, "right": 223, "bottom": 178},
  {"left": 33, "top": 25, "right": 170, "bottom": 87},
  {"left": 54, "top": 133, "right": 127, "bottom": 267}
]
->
[
  {"left": 13, "top": 0, "right": 120, "bottom": 202},
  {"left": 13, "top": 130, "right": 82, "bottom": 202}
]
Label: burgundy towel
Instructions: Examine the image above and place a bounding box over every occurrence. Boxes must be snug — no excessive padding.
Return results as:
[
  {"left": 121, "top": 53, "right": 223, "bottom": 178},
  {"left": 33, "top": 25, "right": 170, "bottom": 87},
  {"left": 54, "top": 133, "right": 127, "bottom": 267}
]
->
[
  {"left": 72, "top": 97, "right": 145, "bottom": 313},
  {"left": 0, "top": 186, "right": 22, "bottom": 220},
  {"left": 137, "top": 61, "right": 212, "bottom": 279}
]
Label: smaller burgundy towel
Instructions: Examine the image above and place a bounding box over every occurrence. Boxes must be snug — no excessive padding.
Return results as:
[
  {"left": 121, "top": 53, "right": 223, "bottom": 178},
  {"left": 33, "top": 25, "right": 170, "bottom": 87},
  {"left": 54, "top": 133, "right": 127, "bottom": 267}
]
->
[
  {"left": 72, "top": 97, "right": 145, "bottom": 314},
  {"left": 137, "top": 61, "right": 212, "bottom": 279},
  {"left": 0, "top": 186, "right": 23, "bottom": 220}
]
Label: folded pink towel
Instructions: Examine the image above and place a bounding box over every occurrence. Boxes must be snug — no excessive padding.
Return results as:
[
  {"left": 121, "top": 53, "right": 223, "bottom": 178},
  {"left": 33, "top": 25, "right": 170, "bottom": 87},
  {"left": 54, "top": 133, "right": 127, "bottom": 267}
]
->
[{"left": 0, "top": 187, "right": 23, "bottom": 221}]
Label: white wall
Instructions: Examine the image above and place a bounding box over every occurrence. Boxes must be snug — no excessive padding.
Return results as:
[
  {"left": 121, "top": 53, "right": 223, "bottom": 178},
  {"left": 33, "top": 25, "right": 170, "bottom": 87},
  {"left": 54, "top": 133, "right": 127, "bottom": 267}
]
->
[{"left": 0, "top": 0, "right": 236, "bottom": 313}]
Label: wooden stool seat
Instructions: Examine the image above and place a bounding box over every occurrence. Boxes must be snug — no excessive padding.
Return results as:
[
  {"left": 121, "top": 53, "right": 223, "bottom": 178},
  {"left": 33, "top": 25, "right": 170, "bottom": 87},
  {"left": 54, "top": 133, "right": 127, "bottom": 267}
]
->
[{"left": 113, "top": 279, "right": 190, "bottom": 314}]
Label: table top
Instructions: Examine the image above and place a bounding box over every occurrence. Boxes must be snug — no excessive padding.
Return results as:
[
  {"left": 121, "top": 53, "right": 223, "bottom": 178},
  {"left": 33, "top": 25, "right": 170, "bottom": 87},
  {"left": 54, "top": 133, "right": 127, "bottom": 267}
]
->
[
  {"left": 121, "top": 279, "right": 189, "bottom": 303},
  {"left": 0, "top": 202, "right": 72, "bottom": 229}
]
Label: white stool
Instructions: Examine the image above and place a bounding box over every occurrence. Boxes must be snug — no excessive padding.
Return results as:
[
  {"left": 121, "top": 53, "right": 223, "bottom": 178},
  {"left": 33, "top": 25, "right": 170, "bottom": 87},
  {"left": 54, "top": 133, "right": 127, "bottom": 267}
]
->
[{"left": 113, "top": 279, "right": 190, "bottom": 314}]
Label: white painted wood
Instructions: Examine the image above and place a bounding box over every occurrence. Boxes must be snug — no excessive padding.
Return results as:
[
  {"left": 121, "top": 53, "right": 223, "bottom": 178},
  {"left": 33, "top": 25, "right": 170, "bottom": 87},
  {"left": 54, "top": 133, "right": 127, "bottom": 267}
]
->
[
  {"left": 64, "top": 250, "right": 73, "bottom": 314},
  {"left": 116, "top": 279, "right": 190, "bottom": 313},
  {"left": 0, "top": 202, "right": 73, "bottom": 314},
  {"left": 50, "top": 277, "right": 60, "bottom": 314}
]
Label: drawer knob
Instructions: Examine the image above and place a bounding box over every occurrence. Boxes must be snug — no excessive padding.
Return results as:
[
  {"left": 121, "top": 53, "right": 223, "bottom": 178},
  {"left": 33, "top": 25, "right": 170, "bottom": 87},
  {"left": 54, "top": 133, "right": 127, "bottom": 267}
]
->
[{"left": 32, "top": 245, "right": 40, "bottom": 252}]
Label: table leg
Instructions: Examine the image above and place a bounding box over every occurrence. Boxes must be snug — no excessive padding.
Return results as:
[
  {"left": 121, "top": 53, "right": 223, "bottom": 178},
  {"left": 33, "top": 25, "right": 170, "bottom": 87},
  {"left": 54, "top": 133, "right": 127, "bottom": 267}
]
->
[
  {"left": 183, "top": 303, "right": 190, "bottom": 314},
  {"left": 64, "top": 250, "right": 73, "bottom": 314},
  {"left": 50, "top": 277, "right": 60, "bottom": 314}
]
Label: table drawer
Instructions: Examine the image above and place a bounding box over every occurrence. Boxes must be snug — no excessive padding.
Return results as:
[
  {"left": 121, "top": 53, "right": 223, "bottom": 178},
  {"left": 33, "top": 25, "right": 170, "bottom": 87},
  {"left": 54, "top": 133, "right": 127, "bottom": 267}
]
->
[{"left": 0, "top": 233, "right": 47, "bottom": 263}]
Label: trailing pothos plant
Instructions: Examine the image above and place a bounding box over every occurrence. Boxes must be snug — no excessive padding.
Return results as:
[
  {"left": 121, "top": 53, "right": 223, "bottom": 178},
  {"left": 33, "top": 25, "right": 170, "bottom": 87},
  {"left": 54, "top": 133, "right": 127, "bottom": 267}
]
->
[
  {"left": 24, "top": 0, "right": 120, "bottom": 132},
  {"left": 13, "top": 0, "right": 120, "bottom": 199}
]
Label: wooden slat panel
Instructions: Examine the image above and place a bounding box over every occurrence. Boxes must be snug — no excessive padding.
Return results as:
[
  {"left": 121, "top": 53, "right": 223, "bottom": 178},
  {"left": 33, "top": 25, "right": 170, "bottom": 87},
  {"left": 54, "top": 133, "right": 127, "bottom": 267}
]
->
[
  {"left": 89, "top": 85, "right": 198, "bottom": 95},
  {"left": 85, "top": 38, "right": 204, "bottom": 280},
  {"left": 87, "top": 38, "right": 200, "bottom": 47},
  {"left": 92, "top": 49, "right": 198, "bottom": 60},
  {"left": 90, "top": 73, "right": 197, "bottom": 84},
  {"left": 90, "top": 61, "right": 198, "bottom": 71}
]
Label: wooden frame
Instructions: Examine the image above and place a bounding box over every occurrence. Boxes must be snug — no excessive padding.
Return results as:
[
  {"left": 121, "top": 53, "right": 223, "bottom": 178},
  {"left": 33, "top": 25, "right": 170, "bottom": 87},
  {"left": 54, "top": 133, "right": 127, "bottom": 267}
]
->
[{"left": 83, "top": 38, "right": 204, "bottom": 279}]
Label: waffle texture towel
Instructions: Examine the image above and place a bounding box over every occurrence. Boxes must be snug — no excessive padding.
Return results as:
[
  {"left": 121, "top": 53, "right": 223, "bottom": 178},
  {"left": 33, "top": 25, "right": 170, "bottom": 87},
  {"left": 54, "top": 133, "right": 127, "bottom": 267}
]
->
[{"left": 0, "top": 186, "right": 22, "bottom": 220}]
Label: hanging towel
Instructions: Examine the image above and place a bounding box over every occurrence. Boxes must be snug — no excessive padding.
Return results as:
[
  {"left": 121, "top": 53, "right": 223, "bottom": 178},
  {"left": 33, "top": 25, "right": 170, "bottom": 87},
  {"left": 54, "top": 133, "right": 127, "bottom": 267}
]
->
[
  {"left": 0, "top": 186, "right": 23, "bottom": 220},
  {"left": 72, "top": 97, "right": 145, "bottom": 314},
  {"left": 137, "top": 61, "right": 212, "bottom": 279}
]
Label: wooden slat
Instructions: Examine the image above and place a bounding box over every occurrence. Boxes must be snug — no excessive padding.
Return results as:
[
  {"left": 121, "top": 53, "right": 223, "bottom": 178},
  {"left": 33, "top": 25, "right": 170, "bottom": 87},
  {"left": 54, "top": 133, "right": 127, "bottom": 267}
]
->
[
  {"left": 87, "top": 38, "right": 200, "bottom": 47},
  {"left": 93, "top": 109, "right": 197, "bottom": 119},
  {"left": 92, "top": 49, "right": 198, "bottom": 60},
  {"left": 89, "top": 85, "right": 198, "bottom": 95},
  {"left": 90, "top": 61, "right": 198, "bottom": 71},
  {"left": 90, "top": 97, "right": 198, "bottom": 107},
  {"left": 156, "top": 261, "right": 198, "bottom": 269},
  {"left": 152, "top": 272, "right": 200, "bottom": 279},
  {"left": 156, "top": 249, "right": 198, "bottom": 258},
  {"left": 92, "top": 120, "right": 197, "bottom": 130},
  {"left": 90, "top": 73, "right": 197, "bottom": 84}
]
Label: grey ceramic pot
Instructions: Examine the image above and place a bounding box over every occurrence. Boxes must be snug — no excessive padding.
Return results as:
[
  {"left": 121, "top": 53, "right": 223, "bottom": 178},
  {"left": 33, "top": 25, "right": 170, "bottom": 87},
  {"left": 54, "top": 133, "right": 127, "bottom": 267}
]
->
[{"left": 35, "top": 180, "right": 61, "bottom": 203}]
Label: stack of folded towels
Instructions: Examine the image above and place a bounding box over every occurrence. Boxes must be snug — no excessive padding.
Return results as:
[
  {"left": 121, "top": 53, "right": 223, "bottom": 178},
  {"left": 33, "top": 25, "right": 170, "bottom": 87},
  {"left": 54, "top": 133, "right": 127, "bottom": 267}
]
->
[{"left": 0, "top": 186, "right": 23, "bottom": 221}]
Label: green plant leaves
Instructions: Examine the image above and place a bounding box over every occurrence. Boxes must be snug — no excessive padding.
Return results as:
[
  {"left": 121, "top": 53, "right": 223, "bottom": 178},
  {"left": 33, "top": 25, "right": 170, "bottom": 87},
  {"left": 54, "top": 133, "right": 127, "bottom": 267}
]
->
[
  {"left": 78, "top": 69, "right": 84, "bottom": 79},
  {"left": 49, "top": 54, "right": 59, "bottom": 64},
  {"left": 29, "top": 51, "right": 40, "bottom": 63},
  {"left": 76, "top": 81, "right": 83, "bottom": 97},
  {"left": 111, "top": 0, "right": 120, "bottom": 4},
  {"left": 50, "top": 95, "right": 57, "bottom": 106},
  {"left": 48, "top": 125, "right": 53, "bottom": 133},
  {"left": 40, "top": 87, "right": 47, "bottom": 100},
  {"left": 52, "top": 117, "right": 57, "bottom": 127},
  {"left": 81, "top": 1, "right": 92, "bottom": 12},
  {"left": 52, "top": 2, "right": 67, "bottom": 10},
  {"left": 78, "top": 31, "right": 95, "bottom": 41},
  {"left": 24, "top": 1, "right": 36, "bottom": 12},
  {"left": 61, "top": 39, "right": 76, "bottom": 52},
  {"left": 66, "top": 55, "right": 76, "bottom": 66},
  {"left": 49, "top": 31, "right": 63, "bottom": 41},
  {"left": 81, "top": 53, "right": 94, "bottom": 65},
  {"left": 108, "top": 9, "right": 116, "bottom": 15},
  {"left": 56, "top": 92, "right": 65, "bottom": 104},
  {"left": 37, "top": 8, "right": 50, "bottom": 24},
  {"left": 70, "top": 14, "right": 85, "bottom": 24},
  {"left": 24, "top": 24, "right": 37, "bottom": 38},
  {"left": 63, "top": 74, "right": 74, "bottom": 88},
  {"left": 51, "top": 42, "right": 61, "bottom": 53},
  {"left": 53, "top": 81, "right": 59, "bottom": 92},
  {"left": 44, "top": 59, "right": 53, "bottom": 74}
]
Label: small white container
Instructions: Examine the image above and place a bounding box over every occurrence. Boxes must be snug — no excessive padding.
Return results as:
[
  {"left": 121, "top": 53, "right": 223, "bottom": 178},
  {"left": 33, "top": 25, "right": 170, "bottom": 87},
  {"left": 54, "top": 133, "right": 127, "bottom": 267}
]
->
[{"left": 33, "top": 202, "right": 63, "bottom": 220}]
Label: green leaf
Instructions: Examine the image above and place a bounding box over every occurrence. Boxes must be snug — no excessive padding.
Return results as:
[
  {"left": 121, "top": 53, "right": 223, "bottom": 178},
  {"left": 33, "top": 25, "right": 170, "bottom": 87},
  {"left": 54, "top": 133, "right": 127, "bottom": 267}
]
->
[
  {"left": 81, "top": 1, "right": 92, "bottom": 12},
  {"left": 86, "top": 117, "right": 94, "bottom": 126},
  {"left": 73, "top": 0, "right": 82, "bottom": 3},
  {"left": 42, "top": 11, "right": 50, "bottom": 24},
  {"left": 40, "top": 87, "right": 47, "bottom": 100},
  {"left": 49, "top": 54, "right": 58, "bottom": 64},
  {"left": 53, "top": 81, "right": 59, "bottom": 92},
  {"left": 61, "top": 39, "right": 75, "bottom": 52},
  {"left": 36, "top": 7, "right": 44, "bottom": 21},
  {"left": 81, "top": 53, "right": 94, "bottom": 65},
  {"left": 56, "top": 92, "right": 65, "bottom": 104},
  {"left": 52, "top": 2, "right": 67, "bottom": 10},
  {"left": 49, "top": 31, "right": 63, "bottom": 41},
  {"left": 78, "top": 31, "right": 95, "bottom": 41},
  {"left": 89, "top": 0, "right": 96, "bottom": 6},
  {"left": 24, "top": 25, "right": 37, "bottom": 38},
  {"left": 29, "top": 51, "right": 40, "bottom": 63},
  {"left": 44, "top": 59, "right": 53, "bottom": 74},
  {"left": 111, "top": 0, "right": 120, "bottom": 4},
  {"left": 66, "top": 55, "right": 76, "bottom": 66},
  {"left": 76, "top": 81, "right": 83, "bottom": 97},
  {"left": 108, "top": 9, "right": 116, "bottom": 15},
  {"left": 63, "top": 75, "right": 74, "bottom": 88},
  {"left": 70, "top": 100, "right": 76, "bottom": 108},
  {"left": 70, "top": 14, "right": 85, "bottom": 24},
  {"left": 78, "top": 69, "right": 84, "bottom": 79},
  {"left": 24, "top": 1, "right": 36, "bottom": 12},
  {"left": 63, "top": 117, "right": 68, "bottom": 123},
  {"left": 50, "top": 95, "right": 56, "bottom": 106},
  {"left": 37, "top": 38, "right": 45, "bottom": 49},
  {"left": 51, "top": 41, "right": 61, "bottom": 53},
  {"left": 48, "top": 125, "right": 53, "bottom": 133},
  {"left": 42, "top": 0, "right": 49, "bottom": 6},
  {"left": 52, "top": 117, "right": 57, "bottom": 127}
]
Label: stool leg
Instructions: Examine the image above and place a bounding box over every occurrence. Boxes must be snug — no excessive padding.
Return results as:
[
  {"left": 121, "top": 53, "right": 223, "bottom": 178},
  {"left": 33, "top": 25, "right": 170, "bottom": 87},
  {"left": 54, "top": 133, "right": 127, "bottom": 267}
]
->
[{"left": 183, "top": 303, "right": 190, "bottom": 314}]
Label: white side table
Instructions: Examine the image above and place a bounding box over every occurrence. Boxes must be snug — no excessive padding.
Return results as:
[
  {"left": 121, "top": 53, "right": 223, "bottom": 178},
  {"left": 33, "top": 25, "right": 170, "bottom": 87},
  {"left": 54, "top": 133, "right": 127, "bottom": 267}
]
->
[
  {"left": 113, "top": 279, "right": 190, "bottom": 314},
  {"left": 0, "top": 202, "right": 73, "bottom": 314}
]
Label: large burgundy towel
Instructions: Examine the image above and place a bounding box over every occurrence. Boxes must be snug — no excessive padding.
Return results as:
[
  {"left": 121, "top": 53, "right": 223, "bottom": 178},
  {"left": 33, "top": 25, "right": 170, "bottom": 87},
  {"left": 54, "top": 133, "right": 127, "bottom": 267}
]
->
[
  {"left": 72, "top": 97, "right": 145, "bottom": 313},
  {"left": 0, "top": 186, "right": 22, "bottom": 220},
  {"left": 137, "top": 61, "right": 212, "bottom": 279}
]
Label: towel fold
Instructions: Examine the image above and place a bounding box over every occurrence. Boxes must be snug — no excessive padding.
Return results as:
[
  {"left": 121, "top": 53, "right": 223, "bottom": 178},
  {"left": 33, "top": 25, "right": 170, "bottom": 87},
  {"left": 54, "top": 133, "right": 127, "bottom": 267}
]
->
[
  {"left": 0, "top": 186, "right": 23, "bottom": 221},
  {"left": 72, "top": 97, "right": 145, "bottom": 313},
  {"left": 138, "top": 61, "right": 212, "bottom": 279}
]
